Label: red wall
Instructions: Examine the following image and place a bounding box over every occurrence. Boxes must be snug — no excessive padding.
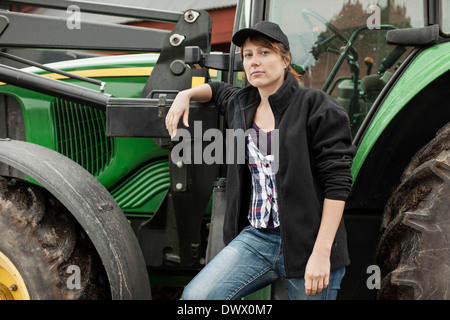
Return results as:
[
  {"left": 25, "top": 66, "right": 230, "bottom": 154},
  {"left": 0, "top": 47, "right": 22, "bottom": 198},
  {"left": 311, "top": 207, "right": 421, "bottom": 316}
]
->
[{"left": 129, "top": 7, "right": 236, "bottom": 52}]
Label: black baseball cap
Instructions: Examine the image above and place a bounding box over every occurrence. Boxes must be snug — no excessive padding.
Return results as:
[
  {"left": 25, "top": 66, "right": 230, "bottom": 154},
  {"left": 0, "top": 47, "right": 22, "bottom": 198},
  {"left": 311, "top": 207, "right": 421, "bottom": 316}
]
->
[{"left": 232, "top": 21, "right": 290, "bottom": 51}]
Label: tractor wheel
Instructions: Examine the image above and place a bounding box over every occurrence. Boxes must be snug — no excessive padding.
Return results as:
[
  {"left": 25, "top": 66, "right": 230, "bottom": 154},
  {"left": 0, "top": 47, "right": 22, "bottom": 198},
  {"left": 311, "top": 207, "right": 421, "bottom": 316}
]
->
[
  {"left": 0, "top": 177, "right": 110, "bottom": 300},
  {"left": 375, "top": 122, "right": 450, "bottom": 299}
]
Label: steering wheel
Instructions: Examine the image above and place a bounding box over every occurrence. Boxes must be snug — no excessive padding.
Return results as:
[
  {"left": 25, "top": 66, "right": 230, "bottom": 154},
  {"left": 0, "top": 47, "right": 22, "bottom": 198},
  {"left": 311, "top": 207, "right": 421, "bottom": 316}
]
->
[{"left": 302, "top": 8, "right": 358, "bottom": 61}]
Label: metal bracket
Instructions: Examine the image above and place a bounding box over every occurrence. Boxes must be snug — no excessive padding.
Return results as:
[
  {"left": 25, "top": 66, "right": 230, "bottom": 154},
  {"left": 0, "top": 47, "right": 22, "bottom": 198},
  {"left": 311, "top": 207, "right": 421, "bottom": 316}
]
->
[
  {"left": 170, "top": 160, "right": 188, "bottom": 192},
  {"left": 157, "top": 94, "right": 167, "bottom": 118},
  {"left": 140, "top": 9, "right": 211, "bottom": 98}
]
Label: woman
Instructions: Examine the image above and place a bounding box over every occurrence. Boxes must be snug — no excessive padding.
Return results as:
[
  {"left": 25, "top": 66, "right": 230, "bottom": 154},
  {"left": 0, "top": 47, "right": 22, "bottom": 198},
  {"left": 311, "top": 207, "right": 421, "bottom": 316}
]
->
[{"left": 165, "top": 21, "right": 356, "bottom": 300}]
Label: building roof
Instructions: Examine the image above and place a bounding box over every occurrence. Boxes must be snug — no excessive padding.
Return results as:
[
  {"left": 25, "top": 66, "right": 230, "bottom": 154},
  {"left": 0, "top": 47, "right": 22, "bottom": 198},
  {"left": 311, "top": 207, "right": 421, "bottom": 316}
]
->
[
  {"left": 92, "top": 0, "right": 238, "bottom": 11},
  {"left": 34, "top": 0, "right": 237, "bottom": 24}
]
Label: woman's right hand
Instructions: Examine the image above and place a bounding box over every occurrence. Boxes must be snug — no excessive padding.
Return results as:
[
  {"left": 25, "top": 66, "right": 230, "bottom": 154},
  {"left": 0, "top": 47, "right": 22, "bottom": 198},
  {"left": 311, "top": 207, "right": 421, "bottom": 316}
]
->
[
  {"left": 165, "top": 84, "right": 213, "bottom": 138},
  {"left": 165, "top": 91, "right": 191, "bottom": 139}
]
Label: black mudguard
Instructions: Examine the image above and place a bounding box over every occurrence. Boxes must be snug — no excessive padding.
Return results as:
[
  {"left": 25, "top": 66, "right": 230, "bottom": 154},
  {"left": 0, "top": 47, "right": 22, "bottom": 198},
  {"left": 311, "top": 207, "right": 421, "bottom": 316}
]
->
[{"left": 0, "top": 139, "right": 151, "bottom": 300}]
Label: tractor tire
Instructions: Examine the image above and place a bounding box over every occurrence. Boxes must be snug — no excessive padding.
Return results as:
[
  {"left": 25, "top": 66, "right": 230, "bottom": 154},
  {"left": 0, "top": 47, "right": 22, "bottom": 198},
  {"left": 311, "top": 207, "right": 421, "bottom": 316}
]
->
[
  {"left": 0, "top": 176, "right": 110, "bottom": 300},
  {"left": 375, "top": 122, "right": 450, "bottom": 299}
]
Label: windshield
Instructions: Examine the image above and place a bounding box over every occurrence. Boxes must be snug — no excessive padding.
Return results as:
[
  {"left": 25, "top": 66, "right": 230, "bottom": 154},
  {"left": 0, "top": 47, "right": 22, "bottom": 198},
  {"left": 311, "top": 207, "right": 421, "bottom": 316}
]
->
[
  {"left": 268, "top": 0, "right": 424, "bottom": 72},
  {"left": 236, "top": 0, "right": 425, "bottom": 136}
]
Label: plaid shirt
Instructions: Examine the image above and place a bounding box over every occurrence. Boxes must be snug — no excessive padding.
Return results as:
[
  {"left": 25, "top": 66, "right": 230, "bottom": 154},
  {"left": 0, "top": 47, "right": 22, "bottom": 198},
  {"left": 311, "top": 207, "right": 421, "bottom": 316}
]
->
[{"left": 246, "top": 126, "right": 280, "bottom": 229}]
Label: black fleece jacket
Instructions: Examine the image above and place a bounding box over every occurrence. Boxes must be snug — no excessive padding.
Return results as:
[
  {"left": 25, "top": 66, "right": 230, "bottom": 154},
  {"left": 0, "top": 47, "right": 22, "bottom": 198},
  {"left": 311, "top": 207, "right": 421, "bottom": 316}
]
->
[{"left": 207, "top": 73, "right": 356, "bottom": 278}]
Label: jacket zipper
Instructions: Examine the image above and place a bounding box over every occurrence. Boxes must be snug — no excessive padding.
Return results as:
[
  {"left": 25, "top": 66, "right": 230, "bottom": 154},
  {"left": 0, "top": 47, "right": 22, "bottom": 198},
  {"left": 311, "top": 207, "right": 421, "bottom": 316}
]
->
[
  {"left": 233, "top": 98, "right": 249, "bottom": 237},
  {"left": 239, "top": 96, "right": 292, "bottom": 277},
  {"left": 271, "top": 113, "right": 291, "bottom": 279}
]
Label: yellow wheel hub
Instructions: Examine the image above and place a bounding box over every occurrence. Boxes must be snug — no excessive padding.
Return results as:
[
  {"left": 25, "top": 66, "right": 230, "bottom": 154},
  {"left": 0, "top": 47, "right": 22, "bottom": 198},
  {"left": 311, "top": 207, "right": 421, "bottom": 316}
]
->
[{"left": 0, "top": 250, "right": 30, "bottom": 300}]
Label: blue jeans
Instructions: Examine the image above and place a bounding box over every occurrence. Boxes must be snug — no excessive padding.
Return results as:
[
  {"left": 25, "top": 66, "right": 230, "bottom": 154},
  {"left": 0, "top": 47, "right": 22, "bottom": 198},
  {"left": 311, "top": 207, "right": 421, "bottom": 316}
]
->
[{"left": 182, "top": 226, "right": 345, "bottom": 300}]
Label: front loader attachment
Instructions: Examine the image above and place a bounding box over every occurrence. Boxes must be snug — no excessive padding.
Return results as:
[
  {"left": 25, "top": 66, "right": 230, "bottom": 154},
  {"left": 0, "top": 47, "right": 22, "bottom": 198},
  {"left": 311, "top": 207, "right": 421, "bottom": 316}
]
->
[{"left": 0, "top": 3, "right": 225, "bottom": 273}]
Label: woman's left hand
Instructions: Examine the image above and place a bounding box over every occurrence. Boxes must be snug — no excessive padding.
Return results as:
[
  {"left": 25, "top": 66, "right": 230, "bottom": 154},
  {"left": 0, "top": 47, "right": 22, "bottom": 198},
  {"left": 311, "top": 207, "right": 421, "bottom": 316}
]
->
[{"left": 304, "top": 251, "right": 331, "bottom": 295}]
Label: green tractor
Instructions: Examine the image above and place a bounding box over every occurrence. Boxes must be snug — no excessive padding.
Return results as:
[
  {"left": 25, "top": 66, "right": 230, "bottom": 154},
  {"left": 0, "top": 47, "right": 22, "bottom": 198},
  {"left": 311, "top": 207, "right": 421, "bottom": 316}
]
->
[{"left": 0, "top": 0, "right": 449, "bottom": 300}]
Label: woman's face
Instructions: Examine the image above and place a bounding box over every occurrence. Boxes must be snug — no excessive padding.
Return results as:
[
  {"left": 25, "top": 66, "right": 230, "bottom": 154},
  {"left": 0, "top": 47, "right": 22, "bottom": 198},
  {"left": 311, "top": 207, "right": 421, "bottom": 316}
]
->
[{"left": 242, "top": 39, "right": 288, "bottom": 94}]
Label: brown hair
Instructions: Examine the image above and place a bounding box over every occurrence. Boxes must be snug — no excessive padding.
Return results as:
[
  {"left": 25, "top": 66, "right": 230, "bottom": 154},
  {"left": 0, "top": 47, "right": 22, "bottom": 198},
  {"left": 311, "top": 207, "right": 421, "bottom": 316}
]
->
[{"left": 240, "top": 35, "right": 302, "bottom": 84}]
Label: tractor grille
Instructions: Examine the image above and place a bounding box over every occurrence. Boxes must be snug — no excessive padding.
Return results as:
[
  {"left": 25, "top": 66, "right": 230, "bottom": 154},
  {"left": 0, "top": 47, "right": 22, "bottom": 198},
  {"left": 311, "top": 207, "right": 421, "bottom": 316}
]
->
[{"left": 52, "top": 98, "right": 115, "bottom": 176}]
